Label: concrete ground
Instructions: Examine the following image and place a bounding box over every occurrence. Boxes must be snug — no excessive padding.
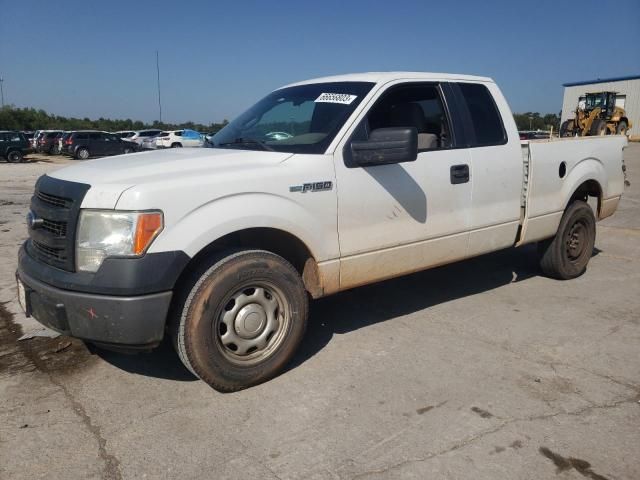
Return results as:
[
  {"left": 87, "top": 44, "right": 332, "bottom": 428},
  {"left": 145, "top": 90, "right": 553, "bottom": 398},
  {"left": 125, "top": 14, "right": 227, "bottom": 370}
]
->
[{"left": 1, "top": 147, "right": 639, "bottom": 480}]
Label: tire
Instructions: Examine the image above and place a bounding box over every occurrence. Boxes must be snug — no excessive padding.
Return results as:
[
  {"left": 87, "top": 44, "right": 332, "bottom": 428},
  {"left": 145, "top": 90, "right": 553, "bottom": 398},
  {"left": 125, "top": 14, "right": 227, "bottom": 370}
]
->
[
  {"left": 616, "top": 121, "right": 628, "bottom": 135},
  {"left": 7, "top": 150, "right": 23, "bottom": 163},
  {"left": 539, "top": 200, "right": 596, "bottom": 280},
  {"left": 50, "top": 145, "right": 60, "bottom": 155},
  {"left": 560, "top": 120, "right": 572, "bottom": 137},
  {"left": 123, "top": 147, "right": 132, "bottom": 154},
  {"left": 76, "top": 148, "right": 90, "bottom": 160},
  {"left": 590, "top": 119, "right": 608, "bottom": 136},
  {"left": 171, "top": 142, "right": 182, "bottom": 148},
  {"left": 172, "top": 249, "right": 308, "bottom": 392}
]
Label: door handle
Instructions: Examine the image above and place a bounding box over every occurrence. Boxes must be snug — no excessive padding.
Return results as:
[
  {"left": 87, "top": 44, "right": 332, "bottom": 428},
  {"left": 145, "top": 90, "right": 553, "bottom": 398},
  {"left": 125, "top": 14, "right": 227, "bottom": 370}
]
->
[{"left": 450, "top": 164, "right": 469, "bottom": 184}]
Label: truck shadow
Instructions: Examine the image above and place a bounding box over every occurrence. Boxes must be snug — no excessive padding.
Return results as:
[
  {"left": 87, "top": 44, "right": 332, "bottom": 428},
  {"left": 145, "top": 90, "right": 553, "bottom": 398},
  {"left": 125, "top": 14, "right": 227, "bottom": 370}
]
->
[
  {"left": 94, "top": 243, "right": 578, "bottom": 383},
  {"left": 286, "top": 244, "right": 543, "bottom": 372}
]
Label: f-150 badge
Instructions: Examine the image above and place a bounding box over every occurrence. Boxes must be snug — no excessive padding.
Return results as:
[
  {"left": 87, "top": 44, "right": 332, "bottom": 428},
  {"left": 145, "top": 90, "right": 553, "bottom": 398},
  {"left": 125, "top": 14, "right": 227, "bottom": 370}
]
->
[{"left": 289, "top": 181, "right": 333, "bottom": 193}]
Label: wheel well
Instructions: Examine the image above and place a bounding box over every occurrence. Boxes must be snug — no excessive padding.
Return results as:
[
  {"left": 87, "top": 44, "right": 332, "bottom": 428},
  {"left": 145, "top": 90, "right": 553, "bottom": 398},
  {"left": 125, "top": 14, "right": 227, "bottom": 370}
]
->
[
  {"left": 176, "top": 228, "right": 323, "bottom": 298},
  {"left": 568, "top": 180, "right": 602, "bottom": 217}
]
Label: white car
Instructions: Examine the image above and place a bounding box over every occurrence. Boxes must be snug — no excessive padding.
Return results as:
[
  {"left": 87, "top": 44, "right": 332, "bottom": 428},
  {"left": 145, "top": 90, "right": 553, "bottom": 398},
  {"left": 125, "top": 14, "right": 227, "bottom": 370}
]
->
[
  {"left": 155, "top": 129, "right": 204, "bottom": 148},
  {"left": 17, "top": 72, "right": 626, "bottom": 392},
  {"left": 129, "top": 129, "right": 162, "bottom": 145}
]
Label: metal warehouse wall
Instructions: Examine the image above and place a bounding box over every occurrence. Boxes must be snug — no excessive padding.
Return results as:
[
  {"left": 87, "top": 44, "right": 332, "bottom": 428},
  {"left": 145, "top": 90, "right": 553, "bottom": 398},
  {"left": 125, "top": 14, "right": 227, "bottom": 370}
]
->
[{"left": 561, "top": 79, "right": 640, "bottom": 138}]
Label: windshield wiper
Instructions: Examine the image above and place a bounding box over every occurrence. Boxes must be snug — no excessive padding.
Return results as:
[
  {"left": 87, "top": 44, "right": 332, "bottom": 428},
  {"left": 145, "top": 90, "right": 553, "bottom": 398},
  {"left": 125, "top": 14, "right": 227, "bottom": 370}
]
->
[{"left": 217, "top": 138, "right": 274, "bottom": 152}]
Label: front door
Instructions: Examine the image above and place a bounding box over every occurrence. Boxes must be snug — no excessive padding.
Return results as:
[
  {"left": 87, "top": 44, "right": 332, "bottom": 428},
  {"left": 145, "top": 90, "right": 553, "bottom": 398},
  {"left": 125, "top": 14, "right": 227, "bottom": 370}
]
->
[{"left": 333, "top": 82, "right": 473, "bottom": 290}]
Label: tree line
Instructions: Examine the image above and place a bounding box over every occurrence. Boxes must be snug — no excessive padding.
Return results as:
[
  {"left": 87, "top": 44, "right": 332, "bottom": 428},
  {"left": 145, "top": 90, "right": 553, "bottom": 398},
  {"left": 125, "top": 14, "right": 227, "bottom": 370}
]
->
[
  {"left": 0, "top": 105, "right": 560, "bottom": 134},
  {"left": 513, "top": 112, "right": 560, "bottom": 131},
  {"left": 0, "top": 106, "right": 228, "bottom": 133}
]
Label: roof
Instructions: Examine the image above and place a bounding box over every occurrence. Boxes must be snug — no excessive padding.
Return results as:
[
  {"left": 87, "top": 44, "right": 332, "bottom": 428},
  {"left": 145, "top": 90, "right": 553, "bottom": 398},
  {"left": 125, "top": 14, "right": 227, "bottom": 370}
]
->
[
  {"left": 563, "top": 74, "right": 640, "bottom": 87},
  {"left": 284, "top": 72, "right": 493, "bottom": 88}
]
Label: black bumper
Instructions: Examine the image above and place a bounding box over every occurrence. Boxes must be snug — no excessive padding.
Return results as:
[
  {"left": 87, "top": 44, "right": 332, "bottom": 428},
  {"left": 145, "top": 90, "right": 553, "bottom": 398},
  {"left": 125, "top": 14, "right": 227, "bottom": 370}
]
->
[{"left": 17, "top": 266, "right": 172, "bottom": 348}]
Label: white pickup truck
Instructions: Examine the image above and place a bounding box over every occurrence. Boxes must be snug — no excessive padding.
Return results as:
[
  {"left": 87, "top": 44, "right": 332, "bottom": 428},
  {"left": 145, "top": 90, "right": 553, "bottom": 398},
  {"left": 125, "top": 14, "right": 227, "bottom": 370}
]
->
[{"left": 16, "top": 72, "right": 627, "bottom": 391}]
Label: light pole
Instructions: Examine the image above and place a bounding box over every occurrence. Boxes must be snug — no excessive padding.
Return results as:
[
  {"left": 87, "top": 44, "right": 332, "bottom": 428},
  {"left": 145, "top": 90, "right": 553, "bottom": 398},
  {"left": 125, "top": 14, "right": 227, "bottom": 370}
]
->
[
  {"left": 0, "top": 76, "right": 4, "bottom": 108},
  {"left": 529, "top": 116, "right": 533, "bottom": 131},
  {"left": 156, "top": 51, "right": 162, "bottom": 124}
]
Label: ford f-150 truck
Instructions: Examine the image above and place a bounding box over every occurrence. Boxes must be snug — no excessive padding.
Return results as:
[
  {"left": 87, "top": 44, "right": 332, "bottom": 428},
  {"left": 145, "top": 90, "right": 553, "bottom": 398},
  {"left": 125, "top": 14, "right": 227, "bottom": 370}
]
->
[{"left": 16, "top": 72, "right": 627, "bottom": 391}]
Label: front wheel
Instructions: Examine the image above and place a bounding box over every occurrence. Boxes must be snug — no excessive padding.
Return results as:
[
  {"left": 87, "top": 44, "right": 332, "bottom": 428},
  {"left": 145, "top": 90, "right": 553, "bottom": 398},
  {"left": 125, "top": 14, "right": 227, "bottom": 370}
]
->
[
  {"left": 590, "top": 119, "right": 608, "bottom": 136},
  {"left": 559, "top": 120, "right": 572, "bottom": 137},
  {"left": 171, "top": 142, "right": 182, "bottom": 148},
  {"left": 538, "top": 200, "right": 596, "bottom": 280},
  {"left": 172, "top": 250, "right": 308, "bottom": 392}
]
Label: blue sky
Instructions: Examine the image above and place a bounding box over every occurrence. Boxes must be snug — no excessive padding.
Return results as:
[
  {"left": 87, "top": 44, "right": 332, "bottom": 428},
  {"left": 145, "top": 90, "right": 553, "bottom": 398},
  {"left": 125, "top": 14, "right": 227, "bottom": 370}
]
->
[{"left": 1, "top": 0, "right": 638, "bottom": 124}]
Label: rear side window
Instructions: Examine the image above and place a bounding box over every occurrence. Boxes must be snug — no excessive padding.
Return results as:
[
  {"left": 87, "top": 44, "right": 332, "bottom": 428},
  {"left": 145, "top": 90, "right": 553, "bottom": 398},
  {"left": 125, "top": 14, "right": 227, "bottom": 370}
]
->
[
  {"left": 75, "top": 133, "right": 89, "bottom": 140},
  {"left": 89, "top": 133, "right": 101, "bottom": 140},
  {"left": 458, "top": 83, "right": 506, "bottom": 147}
]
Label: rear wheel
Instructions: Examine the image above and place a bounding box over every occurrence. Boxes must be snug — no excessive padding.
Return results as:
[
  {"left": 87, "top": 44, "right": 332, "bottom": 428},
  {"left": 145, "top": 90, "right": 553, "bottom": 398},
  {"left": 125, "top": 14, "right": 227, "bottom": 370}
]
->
[
  {"left": 590, "top": 119, "right": 608, "bottom": 136},
  {"left": 172, "top": 249, "right": 308, "bottom": 392},
  {"left": 171, "top": 142, "right": 182, "bottom": 148},
  {"left": 7, "top": 150, "right": 23, "bottom": 163},
  {"left": 560, "top": 120, "right": 572, "bottom": 137},
  {"left": 76, "top": 148, "right": 90, "bottom": 160},
  {"left": 616, "top": 121, "right": 628, "bottom": 135},
  {"left": 539, "top": 200, "right": 596, "bottom": 280}
]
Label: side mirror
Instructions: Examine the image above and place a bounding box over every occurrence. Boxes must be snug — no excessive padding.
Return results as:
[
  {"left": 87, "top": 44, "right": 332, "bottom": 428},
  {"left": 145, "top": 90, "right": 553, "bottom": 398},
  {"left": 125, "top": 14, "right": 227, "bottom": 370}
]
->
[{"left": 351, "top": 127, "right": 418, "bottom": 167}]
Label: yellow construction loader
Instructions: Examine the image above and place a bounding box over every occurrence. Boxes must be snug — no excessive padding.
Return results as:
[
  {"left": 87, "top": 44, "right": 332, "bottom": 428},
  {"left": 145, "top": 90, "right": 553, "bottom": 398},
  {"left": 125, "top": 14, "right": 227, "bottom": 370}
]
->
[{"left": 560, "top": 91, "right": 631, "bottom": 137}]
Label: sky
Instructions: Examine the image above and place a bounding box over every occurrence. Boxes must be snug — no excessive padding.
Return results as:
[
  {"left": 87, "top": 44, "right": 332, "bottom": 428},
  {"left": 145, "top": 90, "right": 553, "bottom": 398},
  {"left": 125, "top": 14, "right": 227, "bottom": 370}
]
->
[{"left": 1, "top": 0, "right": 639, "bottom": 124}]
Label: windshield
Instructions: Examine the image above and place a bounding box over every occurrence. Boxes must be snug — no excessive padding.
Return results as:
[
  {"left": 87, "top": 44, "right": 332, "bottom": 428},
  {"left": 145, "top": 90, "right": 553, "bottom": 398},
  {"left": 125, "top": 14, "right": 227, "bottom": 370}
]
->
[
  {"left": 585, "top": 94, "right": 604, "bottom": 110},
  {"left": 209, "top": 81, "right": 374, "bottom": 154}
]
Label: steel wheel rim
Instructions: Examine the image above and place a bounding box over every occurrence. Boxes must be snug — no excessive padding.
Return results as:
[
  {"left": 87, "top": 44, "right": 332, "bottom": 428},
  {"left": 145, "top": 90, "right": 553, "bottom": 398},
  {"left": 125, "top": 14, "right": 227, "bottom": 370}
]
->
[
  {"left": 79, "top": 150, "right": 89, "bottom": 159},
  {"left": 214, "top": 281, "right": 290, "bottom": 365},
  {"left": 565, "top": 220, "right": 589, "bottom": 263}
]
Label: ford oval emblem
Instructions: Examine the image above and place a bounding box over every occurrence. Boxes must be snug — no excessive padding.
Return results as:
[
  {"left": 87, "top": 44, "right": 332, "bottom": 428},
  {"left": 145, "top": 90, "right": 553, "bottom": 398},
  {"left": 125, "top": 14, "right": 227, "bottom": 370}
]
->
[{"left": 27, "top": 210, "right": 43, "bottom": 230}]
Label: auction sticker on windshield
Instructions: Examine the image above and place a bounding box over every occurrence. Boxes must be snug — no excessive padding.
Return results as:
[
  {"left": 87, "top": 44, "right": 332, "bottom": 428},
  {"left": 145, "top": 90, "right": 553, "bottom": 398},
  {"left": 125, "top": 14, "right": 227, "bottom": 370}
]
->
[{"left": 315, "top": 93, "right": 358, "bottom": 104}]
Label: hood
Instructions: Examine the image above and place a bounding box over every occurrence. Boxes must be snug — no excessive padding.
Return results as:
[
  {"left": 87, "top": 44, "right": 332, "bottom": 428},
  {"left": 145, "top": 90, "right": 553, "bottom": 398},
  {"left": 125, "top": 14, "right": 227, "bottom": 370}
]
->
[{"left": 49, "top": 148, "right": 293, "bottom": 186}]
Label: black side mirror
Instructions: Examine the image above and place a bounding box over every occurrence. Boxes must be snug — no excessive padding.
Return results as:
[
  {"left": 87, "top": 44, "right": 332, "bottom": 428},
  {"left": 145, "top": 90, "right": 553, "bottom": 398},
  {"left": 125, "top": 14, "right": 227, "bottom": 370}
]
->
[{"left": 351, "top": 127, "right": 418, "bottom": 167}]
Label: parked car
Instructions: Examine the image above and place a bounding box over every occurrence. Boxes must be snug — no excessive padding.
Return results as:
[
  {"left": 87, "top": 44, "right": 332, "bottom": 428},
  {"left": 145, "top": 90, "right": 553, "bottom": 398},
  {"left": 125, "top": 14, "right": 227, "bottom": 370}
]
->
[
  {"left": 17, "top": 72, "right": 626, "bottom": 392},
  {"left": 129, "top": 129, "right": 162, "bottom": 145},
  {"left": 140, "top": 134, "right": 160, "bottom": 150},
  {"left": 155, "top": 129, "right": 204, "bottom": 148},
  {"left": 37, "top": 131, "right": 63, "bottom": 154},
  {"left": 32, "top": 130, "right": 52, "bottom": 150},
  {"left": 519, "top": 130, "right": 551, "bottom": 140},
  {"left": 22, "top": 131, "right": 35, "bottom": 146},
  {"left": 115, "top": 131, "right": 136, "bottom": 140},
  {"left": 0, "top": 130, "right": 30, "bottom": 162},
  {"left": 61, "top": 131, "right": 139, "bottom": 159}
]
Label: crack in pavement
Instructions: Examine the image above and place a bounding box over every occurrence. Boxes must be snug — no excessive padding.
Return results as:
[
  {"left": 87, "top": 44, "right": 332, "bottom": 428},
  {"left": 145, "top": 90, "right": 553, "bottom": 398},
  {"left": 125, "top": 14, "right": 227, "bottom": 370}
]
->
[
  {"left": 345, "top": 395, "right": 639, "bottom": 479},
  {"left": 0, "top": 302, "right": 122, "bottom": 480},
  {"left": 48, "top": 374, "right": 123, "bottom": 480}
]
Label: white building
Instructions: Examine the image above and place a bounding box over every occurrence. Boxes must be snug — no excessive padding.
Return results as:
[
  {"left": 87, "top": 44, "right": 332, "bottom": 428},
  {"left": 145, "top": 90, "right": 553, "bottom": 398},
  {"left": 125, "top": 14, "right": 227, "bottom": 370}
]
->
[{"left": 561, "top": 75, "right": 640, "bottom": 139}]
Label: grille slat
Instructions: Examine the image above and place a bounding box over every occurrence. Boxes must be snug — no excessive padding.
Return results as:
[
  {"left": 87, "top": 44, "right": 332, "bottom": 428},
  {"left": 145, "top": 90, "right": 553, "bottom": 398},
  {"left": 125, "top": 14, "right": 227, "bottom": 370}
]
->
[
  {"left": 36, "top": 191, "right": 72, "bottom": 209},
  {"left": 32, "top": 240, "right": 67, "bottom": 262},
  {"left": 41, "top": 219, "right": 68, "bottom": 237},
  {"left": 27, "top": 177, "right": 89, "bottom": 271}
]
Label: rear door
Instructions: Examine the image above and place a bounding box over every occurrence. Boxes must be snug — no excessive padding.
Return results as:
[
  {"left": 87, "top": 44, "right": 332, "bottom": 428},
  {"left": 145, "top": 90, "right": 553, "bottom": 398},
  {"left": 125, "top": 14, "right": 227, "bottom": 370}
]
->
[
  {"left": 449, "top": 82, "right": 523, "bottom": 256},
  {"left": 102, "top": 133, "right": 121, "bottom": 155},
  {"left": 88, "top": 133, "right": 105, "bottom": 155},
  {"left": 333, "top": 81, "right": 473, "bottom": 289}
]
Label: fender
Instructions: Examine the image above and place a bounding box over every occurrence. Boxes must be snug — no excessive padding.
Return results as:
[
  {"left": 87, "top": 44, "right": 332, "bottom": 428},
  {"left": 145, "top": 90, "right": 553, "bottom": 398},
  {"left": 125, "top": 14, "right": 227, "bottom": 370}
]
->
[{"left": 148, "top": 192, "right": 339, "bottom": 262}]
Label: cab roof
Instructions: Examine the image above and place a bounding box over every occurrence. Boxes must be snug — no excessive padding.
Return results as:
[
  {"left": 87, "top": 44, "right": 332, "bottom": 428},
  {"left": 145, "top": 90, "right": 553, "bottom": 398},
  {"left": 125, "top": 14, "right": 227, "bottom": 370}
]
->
[{"left": 284, "top": 71, "right": 493, "bottom": 88}]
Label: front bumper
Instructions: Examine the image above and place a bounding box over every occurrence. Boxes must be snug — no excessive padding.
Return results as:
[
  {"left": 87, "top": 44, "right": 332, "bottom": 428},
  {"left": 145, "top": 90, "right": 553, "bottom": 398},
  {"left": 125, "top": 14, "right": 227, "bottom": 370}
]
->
[{"left": 17, "top": 262, "right": 172, "bottom": 348}]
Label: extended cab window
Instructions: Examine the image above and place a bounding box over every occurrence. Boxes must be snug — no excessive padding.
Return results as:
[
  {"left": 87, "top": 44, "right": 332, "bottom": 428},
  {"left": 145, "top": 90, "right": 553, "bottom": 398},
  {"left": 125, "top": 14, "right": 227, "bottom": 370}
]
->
[
  {"left": 365, "top": 84, "right": 452, "bottom": 151},
  {"left": 457, "top": 83, "right": 506, "bottom": 147}
]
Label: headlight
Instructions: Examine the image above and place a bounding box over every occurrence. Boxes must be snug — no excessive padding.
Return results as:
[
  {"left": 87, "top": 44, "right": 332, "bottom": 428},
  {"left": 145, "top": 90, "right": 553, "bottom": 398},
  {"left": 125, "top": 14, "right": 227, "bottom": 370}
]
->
[{"left": 76, "top": 210, "right": 163, "bottom": 272}]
